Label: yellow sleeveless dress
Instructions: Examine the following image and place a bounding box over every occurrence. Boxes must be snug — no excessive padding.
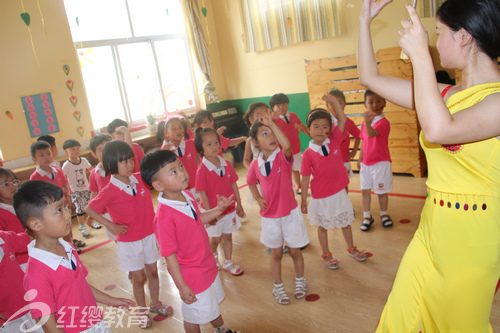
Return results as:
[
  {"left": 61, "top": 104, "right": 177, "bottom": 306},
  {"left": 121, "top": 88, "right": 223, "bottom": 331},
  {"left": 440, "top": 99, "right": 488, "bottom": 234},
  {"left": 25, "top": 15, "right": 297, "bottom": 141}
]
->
[{"left": 377, "top": 83, "right": 500, "bottom": 333}]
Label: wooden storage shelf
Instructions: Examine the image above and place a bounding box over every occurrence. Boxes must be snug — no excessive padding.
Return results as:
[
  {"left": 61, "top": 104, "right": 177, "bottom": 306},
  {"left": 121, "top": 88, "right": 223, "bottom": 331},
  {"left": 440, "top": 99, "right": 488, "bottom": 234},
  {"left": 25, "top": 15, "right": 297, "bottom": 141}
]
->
[{"left": 305, "top": 46, "right": 427, "bottom": 177}]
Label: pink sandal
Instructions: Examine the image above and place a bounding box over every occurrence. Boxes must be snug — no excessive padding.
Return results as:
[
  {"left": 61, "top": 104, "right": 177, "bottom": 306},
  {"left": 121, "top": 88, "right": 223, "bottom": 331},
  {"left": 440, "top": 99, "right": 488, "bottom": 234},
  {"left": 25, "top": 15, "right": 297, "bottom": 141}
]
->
[
  {"left": 149, "top": 301, "right": 173, "bottom": 316},
  {"left": 222, "top": 262, "right": 243, "bottom": 276}
]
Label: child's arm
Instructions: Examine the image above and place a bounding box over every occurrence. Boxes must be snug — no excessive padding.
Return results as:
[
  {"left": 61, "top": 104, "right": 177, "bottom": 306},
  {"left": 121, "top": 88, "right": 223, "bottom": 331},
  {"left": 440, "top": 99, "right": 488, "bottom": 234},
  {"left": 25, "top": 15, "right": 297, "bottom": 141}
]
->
[
  {"left": 300, "top": 175, "right": 311, "bottom": 214},
  {"left": 296, "top": 122, "right": 310, "bottom": 137},
  {"left": 323, "top": 93, "right": 347, "bottom": 133},
  {"left": 115, "top": 126, "right": 134, "bottom": 148},
  {"left": 231, "top": 183, "right": 245, "bottom": 217},
  {"left": 0, "top": 312, "right": 6, "bottom": 321},
  {"left": 259, "top": 111, "right": 292, "bottom": 160},
  {"left": 248, "top": 184, "right": 267, "bottom": 212},
  {"left": 38, "top": 314, "right": 65, "bottom": 332},
  {"left": 177, "top": 111, "right": 195, "bottom": 139},
  {"left": 85, "top": 206, "right": 128, "bottom": 236},
  {"left": 89, "top": 285, "right": 136, "bottom": 308},
  {"left": 63, "top": 183, "right": 72, "bottom": 207},
  {"left": 200, "top": 194, "right": 234, "bottom": 224},
  {"left": 242, "top": 138, "right": 253, "bottom": 170},
  {"left": 228, "top": 136, "right": 248, "bottom": 147},
  {"left": 349, "top": 138, "right": 361, "bottom": 160},
  {"left": 357, "top": 144, "right": 364, "bottom": 169},
  {"left": 363, "top": 111, "right": 379, "bottom": 137},
  {"left": 165, "top": 254, "right": 197, "bottom": 304},
  {"left": 199, "top": 191, "right": 216, "bottom": 226}
]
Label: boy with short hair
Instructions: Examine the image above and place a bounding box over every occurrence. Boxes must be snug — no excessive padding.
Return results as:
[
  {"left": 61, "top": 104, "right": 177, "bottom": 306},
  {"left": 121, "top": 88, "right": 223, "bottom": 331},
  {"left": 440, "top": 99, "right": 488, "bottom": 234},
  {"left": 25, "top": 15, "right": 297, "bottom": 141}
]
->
[
  {"left": 30, "top": 140, "right": 86, "bottom": 251},
  {"left": 140, "top": 150, "right": 241, "bottom": 333},
  {"left": 107, "top": 119, "right": 144, "bottom": 173},
  {"left": 270, "top": 93, "right": 308, "bottom": 194},
  {"left": 87, "top": 134, "right": 114, "bottom": 240},
  {"left": 62, "top": 139, "right": 101, "bottom": 239},
  {"left": 13, "top": 180, "right": 135, "bottom": 332},
  {"left": 38, "top": 135, "right": 60, "bottom": 168},
  {"left": 357, "top": 90, "right": 393, "bottom": 231}
]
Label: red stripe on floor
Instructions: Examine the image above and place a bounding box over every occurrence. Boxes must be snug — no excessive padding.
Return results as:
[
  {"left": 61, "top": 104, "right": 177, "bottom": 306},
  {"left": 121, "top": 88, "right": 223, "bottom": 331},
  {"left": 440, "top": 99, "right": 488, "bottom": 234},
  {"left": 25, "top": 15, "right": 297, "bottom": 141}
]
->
[{"left": 79, "top": 239, "right": 113, "bottom": 255}]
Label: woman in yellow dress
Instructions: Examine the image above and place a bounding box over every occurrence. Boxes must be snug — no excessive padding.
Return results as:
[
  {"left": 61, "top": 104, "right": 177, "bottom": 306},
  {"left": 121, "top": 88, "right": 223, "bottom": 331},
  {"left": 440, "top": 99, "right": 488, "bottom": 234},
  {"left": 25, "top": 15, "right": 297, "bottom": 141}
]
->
[{"left": 358, "top": 0, "right": 500, "bottom": 331}]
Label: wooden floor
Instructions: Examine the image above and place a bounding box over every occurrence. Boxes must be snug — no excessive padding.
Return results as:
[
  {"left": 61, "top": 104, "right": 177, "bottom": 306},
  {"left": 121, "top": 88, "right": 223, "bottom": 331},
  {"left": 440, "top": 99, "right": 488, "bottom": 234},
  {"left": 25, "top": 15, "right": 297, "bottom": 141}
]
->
[{"left": 75, "top": 165, "right": 500, "bottom": 332}]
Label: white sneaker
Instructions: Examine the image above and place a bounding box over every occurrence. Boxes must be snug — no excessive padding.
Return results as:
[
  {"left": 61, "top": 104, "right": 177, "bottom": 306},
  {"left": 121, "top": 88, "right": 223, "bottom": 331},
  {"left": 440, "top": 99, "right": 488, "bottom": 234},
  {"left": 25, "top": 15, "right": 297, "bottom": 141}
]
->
[{"left": 79, "top": 225, "right": 90, "bottom": 238}]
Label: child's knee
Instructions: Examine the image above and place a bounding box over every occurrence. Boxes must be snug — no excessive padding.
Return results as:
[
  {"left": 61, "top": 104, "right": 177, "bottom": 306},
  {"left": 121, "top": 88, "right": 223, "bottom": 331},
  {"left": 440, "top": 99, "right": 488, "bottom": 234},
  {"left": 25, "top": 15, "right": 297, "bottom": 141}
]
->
[
  {"left": 131, "top": 271, "right": 146, "bottom": 286},
  {"left": 222, "top": 233, "right": 232, "bottom": 241}
]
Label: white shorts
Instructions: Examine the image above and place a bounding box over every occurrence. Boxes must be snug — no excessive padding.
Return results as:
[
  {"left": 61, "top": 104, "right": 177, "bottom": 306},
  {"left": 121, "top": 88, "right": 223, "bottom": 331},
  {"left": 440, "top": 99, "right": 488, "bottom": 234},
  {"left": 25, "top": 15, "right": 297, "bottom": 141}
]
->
[
  {"left": 81, "top": 320, "right": 110, "bottom": 333},
  {"left": 344, "top": 162, "right": 354, "bottom": 179},
  {"left": 117, "top": 233, "right": 160, "bottom": 272},
  {"left": 182, "top": 273, "right": 225, "bottom": 325},
  {"left": 102, "top": 213, "right": 116, "bottom": 241},
  {"left": 359, "top": 161, "right": 393, "bottom": 194},
  {"left": 292, "top": 153, "right": 302, "bottom": 171},
  {"left": 1, "top": 312, "right": 44, "bottom": 333},
  {"left": 187, "top": 188, "right": 201, "bottom": 205},
  {"left": 308, "top": 190, "right": 354, "bottom": 229},
  {"left": 260, "top": 206, "right": 309, "bottom": 249},
  {"left": 206, "top": 211, "right": 241, "bottom": 237}
]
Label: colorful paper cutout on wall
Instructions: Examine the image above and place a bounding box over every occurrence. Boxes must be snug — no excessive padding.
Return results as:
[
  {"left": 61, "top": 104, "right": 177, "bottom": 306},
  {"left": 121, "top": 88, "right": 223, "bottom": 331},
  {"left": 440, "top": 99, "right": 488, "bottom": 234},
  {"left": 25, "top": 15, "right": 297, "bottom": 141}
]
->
[
  {"left": 21, "top": 92, "right": 60, "bottom": 138},
  {"left": 5, "top": 111, "right": 13, "bottom": 120},
  {"left": 73, "top": 110, "right": 81, "bottom": 121},
  {"left": 70, "top": 96, "right": 77, "bottom": 107},
  {"left": 66, "top": 80, "right": 73, "bottom": 91},
  {"left": 77, "top": 126, "right": 84, "bottom": 137},
  {"left": 62, "top": 64, "right": 70, "bottom": 75},
  {"left": 20, "top": 12, "right": 30, "bottom": 26}
]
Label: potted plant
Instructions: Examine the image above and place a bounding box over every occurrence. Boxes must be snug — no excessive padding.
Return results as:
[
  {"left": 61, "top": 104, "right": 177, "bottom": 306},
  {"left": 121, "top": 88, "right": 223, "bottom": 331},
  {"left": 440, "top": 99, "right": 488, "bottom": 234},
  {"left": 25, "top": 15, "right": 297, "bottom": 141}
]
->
[{"left": 146, "top": 113, "right": 158, "bottom": 134}]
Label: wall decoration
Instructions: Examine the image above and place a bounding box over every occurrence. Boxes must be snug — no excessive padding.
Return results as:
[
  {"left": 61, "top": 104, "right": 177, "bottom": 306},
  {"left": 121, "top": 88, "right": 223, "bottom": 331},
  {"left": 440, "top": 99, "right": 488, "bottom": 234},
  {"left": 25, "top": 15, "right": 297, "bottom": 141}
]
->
[
  {"left": 36, "top": 0, "right": 47, "bottom": 38},
  {"left": 66, "top": 80, "right": 73, "bottom": 91},
  {"left": 77, "top": 126, "right": 84, "bottom": 137},
  {"left": 21, "top": 92, "right": 60, "bottom": 138},
  {"left": 62, "top": 64, "right": 70, "bottom": 75},
  {"left": 73, "top": 110, "right": 81, "bottom": 121},
  {"left": 5, "top": 111, "right": 13, "bottom": 120},
  {"left": 20, "top": 0, "right": 39, "bottom": 65},
  {"left": 70, "top": 96, "right": 77, "bottom": 107}
]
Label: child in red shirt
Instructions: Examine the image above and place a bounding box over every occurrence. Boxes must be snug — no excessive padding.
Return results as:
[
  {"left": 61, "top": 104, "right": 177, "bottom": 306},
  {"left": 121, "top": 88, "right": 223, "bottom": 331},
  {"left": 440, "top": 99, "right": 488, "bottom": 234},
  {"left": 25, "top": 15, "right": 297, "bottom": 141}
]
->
[
  {"left": 270, "top": 93, "right": 309, "bottom": 195},
  {"left": 195, "top": 128, "right": 244, "bottom": 276},
  {"left": 357, "top": 90, "right": 393, "bottom": 231},
  {"left": 14, "top": 180, "right": 135, "bottom": 333},
  {"left": 107, "top": 118, "right": 145, "bottom": 173}
]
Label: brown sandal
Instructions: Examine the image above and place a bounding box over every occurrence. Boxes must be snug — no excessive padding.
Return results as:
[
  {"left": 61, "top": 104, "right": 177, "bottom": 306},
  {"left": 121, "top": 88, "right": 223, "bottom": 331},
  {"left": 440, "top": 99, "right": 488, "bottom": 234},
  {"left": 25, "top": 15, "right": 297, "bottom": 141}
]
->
[
  {"left": 381, "top": 214, "right": 393, "bottom": 228},
  {"left": 360, "top": 216, "right": 374, "bottom": 232}
]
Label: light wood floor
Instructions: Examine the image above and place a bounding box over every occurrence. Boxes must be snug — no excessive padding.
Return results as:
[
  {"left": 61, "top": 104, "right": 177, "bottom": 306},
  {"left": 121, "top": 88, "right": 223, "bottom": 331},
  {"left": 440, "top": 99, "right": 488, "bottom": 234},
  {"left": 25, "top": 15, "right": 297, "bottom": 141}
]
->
[{"left": 75, "top": 165, "right": 500, "bottom": 332}]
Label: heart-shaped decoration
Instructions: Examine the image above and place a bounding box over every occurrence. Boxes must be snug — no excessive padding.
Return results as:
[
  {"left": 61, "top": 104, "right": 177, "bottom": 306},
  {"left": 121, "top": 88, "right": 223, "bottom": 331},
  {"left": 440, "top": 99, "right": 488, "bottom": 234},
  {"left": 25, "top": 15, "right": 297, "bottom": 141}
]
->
[
  {"left": 66, "top": 80, "right": 73, "bottom": 91},
  {"left": 77, "top": 126, "right": 84, "bottom": 136},
  {"left": 201, "top": 7, "right": 207, "bottom": 17},
  {"left": 73, "top": 110, "right": 81, "bottom": 121},
  {"left": 70, "top": 96, "right": 77, "bottom": 107},
  {"left": 62, "top": 64, "right": 70, "bottom": 75},
  {"left": 20, "top": 12, "right": 30, "bottom": 26}
]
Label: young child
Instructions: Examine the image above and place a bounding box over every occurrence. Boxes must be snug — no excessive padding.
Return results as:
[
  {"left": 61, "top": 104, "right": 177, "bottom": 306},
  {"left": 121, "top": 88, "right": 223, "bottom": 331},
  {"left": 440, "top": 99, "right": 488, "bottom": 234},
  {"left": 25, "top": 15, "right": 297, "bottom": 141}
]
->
[
  {"left": 62, "top": 139, "right": 101, "bottom": 239},
  {"left": 140, "top": 149, "right": 240, "bottom": 333},
  {"left": 0, "top": 168, "right": 29, "bottom": 270},
  {"left": 0, "top": 230, "right": 43, "bottom": 333},
  {"left": 85, "top": 140, "right": 173, "bottom": 328},
  {"left": 246, "top": 111, "right": 309, "bottom": 305},
  {"left": 194, "top": 127, "right": 244, "bottom": 276},
  {"left": 270, "top": 93, "right": 308, "bottom": 195},
  {"left": 13, "top": 180, "right": 135, "bottom": 332},
  {"left": 38, "top": 135, "right": 60, "bottom": 168},
  {"left": 87, "top": 134, "right": 115, "bottom": 240},
  {"left": 357, "top": 90, "right": 393, "bottom": 231},
  {"left": 328, "top": 89, "right": 361, "bottom": 190},
  {"left": 107, "top": 118, "right": 144, "bottom": 173},
  {"left": 193, "top": 110, "right": 247, "bottom": 155},
  {"left": 30, "top": 140, "right": 86, "bottom": 251},
  {"left": 301, "top": 96, "right": 367, "bottom": 270},
  {"left": 157, "top": 117, "right": 200, "bottom": 202}
]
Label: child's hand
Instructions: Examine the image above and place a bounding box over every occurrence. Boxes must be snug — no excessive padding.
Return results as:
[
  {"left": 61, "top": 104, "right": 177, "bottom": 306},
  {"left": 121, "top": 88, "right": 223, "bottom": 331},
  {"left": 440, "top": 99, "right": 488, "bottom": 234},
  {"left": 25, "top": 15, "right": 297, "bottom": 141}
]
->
[
  {"left": 348, "top": 151, "right": 357, "bottom": 160},
  {"left": 357, "top": 160, "right": 361, "bottom": 170},
  {"left": 322, "top": 93, "right": 337, "bottom": 105},
  {"left": 108, "top": 223, "right": 129, "bottom": 237},
  {"left": 256, "top": 197, "right": 267, "bottom": 211},
  {"left": 108, "top": 297, "right": 136, "bottom": 310},
  {"left": 217, "top": 126, "right": 227, "bottom": 135},
  {"left": 236, "top": 203, "right": 245, "bottom": 217},
  {"left": 86, "top": 216, "right": 94, "bottom": 227},
  {"left": 207, "top": 219, "right": 218, "bottom": 226},
  {"left": 363, "top": 111, "right": 374, "bottom": 123},
  {"left": 301, "top": 200, "right": 308, "bottom": 214},
  {"left": 258, "top": 110, "right": 274, "bottom": 127},
  {"left": 162, "top": 142, "right": 176, "bottom": 152},
  {"left": 179, "top": 285, "right": 197, "bottom": 304},
  {"left": 216, "top": 194, "right": 234, "bottom": 212},
  {"left": 0, "top": 312, "right": 7, "bottom": 321},
  {"left": 114, "top": 126, "right": 130, "bottom": 140}
]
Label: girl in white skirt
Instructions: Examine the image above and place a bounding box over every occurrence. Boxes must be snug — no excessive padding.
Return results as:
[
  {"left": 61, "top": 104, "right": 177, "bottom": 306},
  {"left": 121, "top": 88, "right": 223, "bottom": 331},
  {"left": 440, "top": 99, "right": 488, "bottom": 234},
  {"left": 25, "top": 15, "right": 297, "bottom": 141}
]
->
[{"left": 301, "top": 94, "right": 367, "bottom": 270}]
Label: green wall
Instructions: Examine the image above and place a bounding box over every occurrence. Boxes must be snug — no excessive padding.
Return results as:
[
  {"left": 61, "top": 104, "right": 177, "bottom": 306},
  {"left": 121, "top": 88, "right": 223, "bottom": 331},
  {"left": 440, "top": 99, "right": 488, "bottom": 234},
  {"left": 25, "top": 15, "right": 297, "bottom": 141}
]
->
[{"left": 207, "top": 92, "right": 312, "bottom": 152}]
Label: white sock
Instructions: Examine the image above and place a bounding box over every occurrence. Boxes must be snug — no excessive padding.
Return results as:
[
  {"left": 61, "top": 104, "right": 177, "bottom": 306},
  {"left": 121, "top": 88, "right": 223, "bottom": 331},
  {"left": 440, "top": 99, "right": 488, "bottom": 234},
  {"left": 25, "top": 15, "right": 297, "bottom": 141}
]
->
[
  {"left": 381, "top": 211, "right": 388, "bottom": 219},
  {"left": 363, "top": 211, "right": 371, "bottom": 219}
]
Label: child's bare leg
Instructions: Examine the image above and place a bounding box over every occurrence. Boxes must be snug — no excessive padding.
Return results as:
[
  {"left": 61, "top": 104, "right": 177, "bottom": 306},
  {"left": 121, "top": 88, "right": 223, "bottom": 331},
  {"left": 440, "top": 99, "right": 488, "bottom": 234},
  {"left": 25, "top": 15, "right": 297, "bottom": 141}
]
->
[
  {"left": 130, "top": 270, "right": 147, "bottom": 307},
  {"left": 288, "top": 247, "right": 304, "bottom": 278},
  {"left": 221, "top": 233, "right": 233, "bottom": 261},
  {"left": 270, "top": 248, "right": 284, "bottom": 283},
  {"left": 76, "top": 214, "right": 86, "bottom": 227},
  {"left": 362, "top": 189, "right": 371, "bottom": 212},
  {"left": 184, "top": 321, "right": 201, "bottom": 333},
  {"left": 378, "top": 193, "right": 388, "bottom": 212},
  {"left": 341, "top": 225, "right": 354, "bottom": 250},
  {"left": 292, "top": 171, "right": 301, "bottom": 189},
  {"left": 318, "top": 227, "right": 331, "bottom": 259},
  {"left": 144, "top": 263, "right": 160, "bottom": 305},
  {"left": 210, "top": 315, "right": 224, "bottom": 329},
  {"left": 210, "top": 236, "right": 222, "bottom": 253}
]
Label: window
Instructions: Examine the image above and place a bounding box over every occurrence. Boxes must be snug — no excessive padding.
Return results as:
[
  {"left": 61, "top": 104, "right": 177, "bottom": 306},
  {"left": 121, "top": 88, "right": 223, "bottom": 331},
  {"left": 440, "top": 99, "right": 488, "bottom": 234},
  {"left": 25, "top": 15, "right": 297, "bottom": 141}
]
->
[{"left": 64, "top": 0, "right": 197, "bottom": 129}]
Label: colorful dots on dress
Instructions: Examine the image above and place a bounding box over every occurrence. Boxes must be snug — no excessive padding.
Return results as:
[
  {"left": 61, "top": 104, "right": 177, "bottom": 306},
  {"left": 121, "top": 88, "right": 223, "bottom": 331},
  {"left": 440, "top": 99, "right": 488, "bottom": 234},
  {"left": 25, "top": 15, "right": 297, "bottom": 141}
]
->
[
  {"left": 447, "top": 202, "right": 451, "bottom": 208},
  {"left": 455, "top": 202, "right": 460, "bottom": 209},
  {"left": 473, "top": 204, "right": 478, "bottom": 211},
  {"left": 464, "top": 204, "right": 469, "bottom": 211}
]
